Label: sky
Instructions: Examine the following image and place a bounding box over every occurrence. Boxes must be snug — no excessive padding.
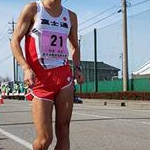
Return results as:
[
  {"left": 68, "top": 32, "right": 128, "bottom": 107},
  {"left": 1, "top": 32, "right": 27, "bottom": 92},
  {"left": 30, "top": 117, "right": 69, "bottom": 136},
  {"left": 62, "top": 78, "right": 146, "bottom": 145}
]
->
[{"left": 0, "top": 0, "right": 150, "bottom": 80}]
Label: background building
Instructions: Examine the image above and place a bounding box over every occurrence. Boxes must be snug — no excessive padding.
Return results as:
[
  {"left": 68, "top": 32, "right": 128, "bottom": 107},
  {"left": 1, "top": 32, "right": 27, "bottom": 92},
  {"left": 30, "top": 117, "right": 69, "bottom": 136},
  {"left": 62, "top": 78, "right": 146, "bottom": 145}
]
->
[{"left": 69, "top": 60, "right": 120, "bottom": 82}]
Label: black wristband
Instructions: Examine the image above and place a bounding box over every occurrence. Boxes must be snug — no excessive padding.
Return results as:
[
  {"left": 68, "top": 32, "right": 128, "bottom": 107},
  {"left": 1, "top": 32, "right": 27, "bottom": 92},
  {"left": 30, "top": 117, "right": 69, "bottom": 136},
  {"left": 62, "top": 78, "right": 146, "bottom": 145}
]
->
[{"left": 74, "top": 65, "right": 82, "bottom": 71}]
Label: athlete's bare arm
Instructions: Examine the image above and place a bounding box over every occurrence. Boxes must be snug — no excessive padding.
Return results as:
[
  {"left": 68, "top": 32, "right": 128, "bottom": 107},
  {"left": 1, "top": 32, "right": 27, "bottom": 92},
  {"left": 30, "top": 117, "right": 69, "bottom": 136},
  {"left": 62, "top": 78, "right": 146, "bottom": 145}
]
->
[
  {"left": 68, "top": 11, "right": 80, "bottom": 67},
  {"left": 11, "top": 3, "right": 37, "bottom": 86},
  {"left": 68, "top": 11, "right": 84, "bottom": 84}
]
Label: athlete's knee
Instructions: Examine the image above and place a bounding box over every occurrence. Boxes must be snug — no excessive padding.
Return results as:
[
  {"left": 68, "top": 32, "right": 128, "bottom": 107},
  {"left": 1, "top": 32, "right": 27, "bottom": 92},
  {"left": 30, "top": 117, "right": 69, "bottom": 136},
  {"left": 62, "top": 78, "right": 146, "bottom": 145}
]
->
[{"left": 33, "top": 136, "right": 53, "bottom": 150}]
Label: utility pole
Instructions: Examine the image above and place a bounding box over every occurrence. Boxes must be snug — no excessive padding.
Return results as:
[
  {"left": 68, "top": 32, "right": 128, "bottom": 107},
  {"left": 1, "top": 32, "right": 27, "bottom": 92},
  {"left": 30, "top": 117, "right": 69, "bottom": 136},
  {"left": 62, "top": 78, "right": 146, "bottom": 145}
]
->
[
  {"left": 8, "top": 18, "right": 17, "bottom": 83},
  {"left": 78, "top": 37, "right": 82, "bottom": 93},
  {"left": 122, "top": 0, "right": 129, "bottom": 91},
  {"left": 94, "top": 28, "right": 98, "bottom": 92}
]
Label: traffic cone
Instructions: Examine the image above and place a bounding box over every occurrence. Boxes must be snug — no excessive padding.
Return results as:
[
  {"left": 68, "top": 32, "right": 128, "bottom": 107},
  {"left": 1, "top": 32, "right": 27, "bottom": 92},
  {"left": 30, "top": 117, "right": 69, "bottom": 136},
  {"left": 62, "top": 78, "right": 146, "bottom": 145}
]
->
[{"left": 0, "top": 96, "right": 4, "bottom": 104}]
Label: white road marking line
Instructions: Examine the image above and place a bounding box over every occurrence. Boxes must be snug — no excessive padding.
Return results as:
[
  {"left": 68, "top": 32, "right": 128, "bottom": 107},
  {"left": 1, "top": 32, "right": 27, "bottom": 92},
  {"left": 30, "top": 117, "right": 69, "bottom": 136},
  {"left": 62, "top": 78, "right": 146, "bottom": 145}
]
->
[
  {"left": 73, "top": 112, "right": 112, "bottom": 119},
  {"left": 133, "top": 110, "right": 150, "bottom": 112},
  {"left": 121, "top": 119, "right": 150, "bottom": 125},
  {"left": 0, "top": 128, "right": 33, "bottom": 150},
  {"left": 73, "top": 112, "right": 150, "bottom": 125},
  {"left": 139, "top": 121, "right": 150, "bottom": 125}
]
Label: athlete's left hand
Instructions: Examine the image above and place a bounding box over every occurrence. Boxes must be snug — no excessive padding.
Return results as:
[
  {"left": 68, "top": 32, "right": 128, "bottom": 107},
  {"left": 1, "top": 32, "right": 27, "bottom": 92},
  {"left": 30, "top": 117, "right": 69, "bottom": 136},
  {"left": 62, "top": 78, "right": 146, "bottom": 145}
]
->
[
  {"left": 23, "top": 68, "right": 35, "bottom": 88},
  {"left": 74, "top": 69, "right": 84, "bottom": 84}
]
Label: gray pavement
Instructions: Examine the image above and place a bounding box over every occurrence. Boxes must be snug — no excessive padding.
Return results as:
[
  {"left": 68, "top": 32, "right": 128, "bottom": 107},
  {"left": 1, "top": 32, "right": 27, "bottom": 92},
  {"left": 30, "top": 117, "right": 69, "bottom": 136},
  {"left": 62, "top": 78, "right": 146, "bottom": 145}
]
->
[{"left": 0, "top": 99, "right": 150, "bottom": 150}]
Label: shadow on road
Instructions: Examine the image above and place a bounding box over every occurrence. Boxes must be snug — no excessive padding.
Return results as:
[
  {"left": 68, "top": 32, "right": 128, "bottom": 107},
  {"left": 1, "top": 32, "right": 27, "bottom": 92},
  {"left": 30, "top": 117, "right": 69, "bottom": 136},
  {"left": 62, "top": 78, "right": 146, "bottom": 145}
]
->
[
  {"left": 71, "top": 117, "right": 150, "bottom": 122},
  {"left": 0, "top": 138, "right": 7, "bottom": 140},
  {"left": 1, "top": 117, "right": 150, "bottom": 127}
]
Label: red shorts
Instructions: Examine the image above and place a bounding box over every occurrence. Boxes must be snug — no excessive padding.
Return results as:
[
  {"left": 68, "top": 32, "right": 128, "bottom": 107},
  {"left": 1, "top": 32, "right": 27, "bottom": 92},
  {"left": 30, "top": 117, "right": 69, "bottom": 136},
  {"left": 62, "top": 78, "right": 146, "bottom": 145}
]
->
[{"left": 26, "top": 65, "right": 73, "bottom": 102}]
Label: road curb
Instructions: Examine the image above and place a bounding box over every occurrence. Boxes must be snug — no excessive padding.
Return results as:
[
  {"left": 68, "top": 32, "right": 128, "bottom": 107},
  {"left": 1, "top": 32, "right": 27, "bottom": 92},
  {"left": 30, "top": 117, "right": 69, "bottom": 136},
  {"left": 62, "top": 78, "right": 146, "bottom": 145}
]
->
[{"left": 82, "top": 99, "right": 150, "bottom": 109}]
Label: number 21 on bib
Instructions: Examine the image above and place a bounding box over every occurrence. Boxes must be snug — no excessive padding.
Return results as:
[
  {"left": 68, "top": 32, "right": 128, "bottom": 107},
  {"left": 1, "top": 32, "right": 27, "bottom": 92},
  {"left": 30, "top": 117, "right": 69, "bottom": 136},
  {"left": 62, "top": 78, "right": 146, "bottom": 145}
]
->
[{"left": 40, "top": 30, "right": 68, "bottom": 59}]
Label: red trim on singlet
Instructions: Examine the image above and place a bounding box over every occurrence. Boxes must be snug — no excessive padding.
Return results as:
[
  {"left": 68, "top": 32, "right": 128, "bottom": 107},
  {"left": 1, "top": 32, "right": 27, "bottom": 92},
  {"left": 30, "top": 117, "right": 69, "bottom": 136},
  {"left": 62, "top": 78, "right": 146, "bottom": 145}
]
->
[{"left": 25, "top": 35, "right": 44, "bottom": 73}]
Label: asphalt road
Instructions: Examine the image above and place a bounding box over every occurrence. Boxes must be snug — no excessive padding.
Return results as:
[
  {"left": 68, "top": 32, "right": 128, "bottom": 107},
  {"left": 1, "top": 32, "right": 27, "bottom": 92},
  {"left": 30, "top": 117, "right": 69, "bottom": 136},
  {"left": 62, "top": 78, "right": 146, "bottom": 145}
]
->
[{"left": 0, "top": 99, "right": 150, "bottom": 150}]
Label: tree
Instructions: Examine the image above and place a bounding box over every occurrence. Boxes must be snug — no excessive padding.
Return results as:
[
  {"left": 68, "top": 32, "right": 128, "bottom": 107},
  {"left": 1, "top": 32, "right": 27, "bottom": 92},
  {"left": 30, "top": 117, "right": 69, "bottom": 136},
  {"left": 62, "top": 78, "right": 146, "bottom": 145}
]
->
[
  {"left": 0, "top": 76, "right": 12, "bottom": 84},
  {"left": 3, "top": 76, "right": 11, "bottom": 82}
]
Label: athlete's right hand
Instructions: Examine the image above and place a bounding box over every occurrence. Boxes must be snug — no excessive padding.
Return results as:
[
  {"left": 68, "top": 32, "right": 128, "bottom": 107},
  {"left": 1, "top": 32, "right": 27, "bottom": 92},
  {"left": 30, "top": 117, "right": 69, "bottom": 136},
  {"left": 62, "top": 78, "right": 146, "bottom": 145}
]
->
[{"left": 23, "top": 68, "right": 35, "bottom": 88}]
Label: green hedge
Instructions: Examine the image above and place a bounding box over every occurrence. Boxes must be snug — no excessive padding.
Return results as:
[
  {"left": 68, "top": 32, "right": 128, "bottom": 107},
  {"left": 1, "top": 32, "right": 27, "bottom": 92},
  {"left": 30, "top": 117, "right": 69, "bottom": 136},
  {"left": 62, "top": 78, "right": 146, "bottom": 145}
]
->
[{"left": 75, "top": 78, "right": 150, "bottom": 93}]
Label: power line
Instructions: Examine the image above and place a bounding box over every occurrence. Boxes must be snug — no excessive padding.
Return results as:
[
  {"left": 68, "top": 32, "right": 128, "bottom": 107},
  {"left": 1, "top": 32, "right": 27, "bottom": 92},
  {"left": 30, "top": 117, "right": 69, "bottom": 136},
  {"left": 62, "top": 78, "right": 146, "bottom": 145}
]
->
[
  {"left": 79, "top": 5, "right": 120, "bottom": 26},
  {"left": 0, "top": 25, "right": 8, "bottom": 36},
  {"left": 130, "top": 0, "right": 150, "bottom": 7},
  {"left": 62, "top": 0, "right": 69, "bottom": 4},
  {"left": 96, "top": 5, "right": 150, "bottom": 31},
  {"left": 78, "top": 9, "right": 122, "bottom": 32},
  {"left": 0, "top": 29, "right": 8, "bottom": 42},
  {"left": 129, "top": 7, "right": 150, "bottom": 16},
  {"left": 97, "top": 19, "right": 121, "bottom": 30},
  {"left": 78, "top": 0, "right": 150, "bottom": 33},
  {"left": 0, "top": 54, "right": 12, "bottom": 64}
]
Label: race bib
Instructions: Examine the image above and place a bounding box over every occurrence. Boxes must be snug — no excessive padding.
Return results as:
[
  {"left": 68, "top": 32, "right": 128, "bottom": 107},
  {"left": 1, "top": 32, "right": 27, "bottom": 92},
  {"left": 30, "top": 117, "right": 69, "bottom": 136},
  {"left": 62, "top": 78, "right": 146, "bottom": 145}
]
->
[{"left": 40, "top": 30, "right": 68, "bottom": 59}]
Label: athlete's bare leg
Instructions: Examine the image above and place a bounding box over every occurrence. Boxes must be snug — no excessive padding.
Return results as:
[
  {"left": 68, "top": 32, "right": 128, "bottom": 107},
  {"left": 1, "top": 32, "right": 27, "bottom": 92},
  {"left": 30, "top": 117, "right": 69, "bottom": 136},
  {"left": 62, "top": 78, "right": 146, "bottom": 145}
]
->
[
  {"left": 54, "top": 83, "right": 74, "bottom": 150},
  {"left": 32, "top": 98, "right": 54, "bottom": 150}
]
